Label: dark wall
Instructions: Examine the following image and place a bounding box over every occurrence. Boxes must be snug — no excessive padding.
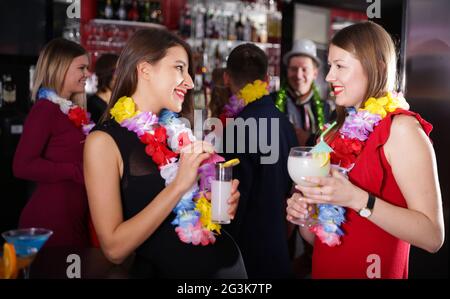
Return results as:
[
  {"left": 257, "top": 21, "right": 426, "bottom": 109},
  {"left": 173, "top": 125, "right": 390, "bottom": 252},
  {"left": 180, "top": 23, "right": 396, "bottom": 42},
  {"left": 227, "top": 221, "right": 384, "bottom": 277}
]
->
[{"left": 402, "top": 0, "right": 450, "bottom": 278}]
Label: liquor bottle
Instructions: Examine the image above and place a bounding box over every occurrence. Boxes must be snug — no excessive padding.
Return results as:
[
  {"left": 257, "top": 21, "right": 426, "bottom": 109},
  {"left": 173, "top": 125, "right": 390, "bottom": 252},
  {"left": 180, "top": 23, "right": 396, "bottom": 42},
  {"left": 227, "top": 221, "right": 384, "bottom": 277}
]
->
[
  {"left": 97, "top": 0, "right": 106, "bottom": 19},
  {"left": 154, "top": 2, "right": 163, "bottom": 24},
  {"left": 105, "top": 0, "right": 114, "bottom": 19},
  {"left": 251, "top": 19, "right": 258, "bottom": 42},
  {"left": 243, "top": 16, "right": 252, "bottom": 41},
  {"left": 150, "top": 2, "right": 160, "bottom": 23},
  {"left": 128, "top": 0, "right": 139, "bottom": 21},
  {"left": 205, "top": 6, "right": 215, "bottom": 38},
  {"left": 193, "top": 3, "right": 205, "bottom": 39},
  {"left": 2, "top": 74, "right": 16, "bottom": 104},
  {"left": 267, "top": 0, "right": 282, "bottom": 43},
  {"left": 117, "top": 0, "right": 127, "bottom": 20},
  {"left": 228, "top": 15, "right": 236, "bottom": 41},
  {"left": 143, "top": 0, "right": 151, "bottom": 22},
  {"left": 179, "top": 3, "right": 192, "bottom": 38},
  {"left": 235, "top": 14, "right": 244, "bottom": 41}
]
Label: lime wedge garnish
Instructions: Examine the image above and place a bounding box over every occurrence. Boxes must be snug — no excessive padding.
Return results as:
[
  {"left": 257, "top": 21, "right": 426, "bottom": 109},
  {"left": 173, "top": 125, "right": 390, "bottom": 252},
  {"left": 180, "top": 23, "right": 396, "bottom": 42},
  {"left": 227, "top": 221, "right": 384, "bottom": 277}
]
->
[{"left": 313, "top": 153, "right": 330, "bottom": 168}]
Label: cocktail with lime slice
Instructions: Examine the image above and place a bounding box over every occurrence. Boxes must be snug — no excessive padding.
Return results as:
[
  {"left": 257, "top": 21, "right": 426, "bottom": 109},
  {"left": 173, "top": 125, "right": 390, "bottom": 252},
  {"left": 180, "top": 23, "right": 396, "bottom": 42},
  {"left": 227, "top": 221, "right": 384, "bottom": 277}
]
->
[
  {"left": 287, "top": 146, "right": 330, "bottom": 187},
  {"left": 287, "top": 146, "right": 330, "bottom": 226}
]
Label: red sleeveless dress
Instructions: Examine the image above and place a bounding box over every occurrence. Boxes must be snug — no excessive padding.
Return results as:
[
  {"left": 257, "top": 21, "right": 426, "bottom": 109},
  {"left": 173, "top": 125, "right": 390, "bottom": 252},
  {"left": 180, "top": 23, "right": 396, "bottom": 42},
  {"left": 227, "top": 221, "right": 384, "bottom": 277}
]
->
[{"left": 312, "top": 109, "right": 433, "bottom": 279}]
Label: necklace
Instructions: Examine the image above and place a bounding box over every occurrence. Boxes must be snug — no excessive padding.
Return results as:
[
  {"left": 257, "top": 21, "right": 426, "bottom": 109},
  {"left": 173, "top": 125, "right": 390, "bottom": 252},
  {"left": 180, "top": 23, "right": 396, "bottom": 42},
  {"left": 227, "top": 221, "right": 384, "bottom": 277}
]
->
[
  {"left": 275, "top": 82, "right": 325, "bottom": 130},
  {"left": 219, "top": 79, "right": 269, "bottom": 123},
  {"left": 37, "top": 88, "right": 95, "bottom": 135},
  {"left": 312, "top": 92, "right": 409, "bottom": 247},
  {"left": 111, "top": 96, "right": 225, "bottom": 246}
]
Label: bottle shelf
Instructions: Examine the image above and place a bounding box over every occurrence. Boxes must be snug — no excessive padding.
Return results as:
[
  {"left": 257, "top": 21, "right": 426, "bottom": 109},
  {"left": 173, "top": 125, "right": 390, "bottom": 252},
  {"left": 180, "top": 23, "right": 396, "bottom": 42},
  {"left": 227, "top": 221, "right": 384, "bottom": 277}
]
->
[
  {"left": 90, "top": 18, "right": 165, "bottom": 29},
  {"left": 187, "top": 38, "right": 280, "bottom": 49}
]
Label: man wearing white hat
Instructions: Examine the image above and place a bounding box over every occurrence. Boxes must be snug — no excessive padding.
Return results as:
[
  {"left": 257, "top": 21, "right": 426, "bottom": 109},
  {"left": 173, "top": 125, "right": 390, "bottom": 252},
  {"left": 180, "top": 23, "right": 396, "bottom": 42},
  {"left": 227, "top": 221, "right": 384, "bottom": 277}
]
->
[{"left": 273, "top": 39, "right": 334, "bottom": 146}]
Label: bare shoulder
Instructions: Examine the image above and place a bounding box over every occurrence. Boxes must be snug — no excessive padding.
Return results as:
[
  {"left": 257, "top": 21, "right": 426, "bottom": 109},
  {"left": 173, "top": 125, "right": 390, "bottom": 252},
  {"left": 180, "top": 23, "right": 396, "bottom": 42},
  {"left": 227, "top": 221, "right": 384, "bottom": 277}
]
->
[
  {"left": 388, "top": 114, "right": 430, "bottom": 146},
  {"left": 84, "top": 130, "right": 121, "bottom": 165},
  {"left": 390, "top": 114, "right": 422, "bottom": 135},
  {"left": 385, "top": 114, "right": 432, "bottom": 163},
  {"left": 85, "top": 130, "right": 116, "bottom": 149}
]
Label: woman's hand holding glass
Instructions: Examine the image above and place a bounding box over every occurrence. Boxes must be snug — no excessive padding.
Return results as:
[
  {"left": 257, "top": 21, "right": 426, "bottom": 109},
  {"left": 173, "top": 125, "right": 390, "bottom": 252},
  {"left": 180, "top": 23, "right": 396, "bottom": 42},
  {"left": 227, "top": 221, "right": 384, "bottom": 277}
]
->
[
  {"left": 286, "top": 192, "right": 315, "bottom": 226},
  {"left": 205, "top": 179, "right": 240, "bottom": 220},
  {"left": 173, "top": 141, "right": 214, "bottom": 194},
  {"left": 295, "top": 168, "right": 367, "bottom": 211}
]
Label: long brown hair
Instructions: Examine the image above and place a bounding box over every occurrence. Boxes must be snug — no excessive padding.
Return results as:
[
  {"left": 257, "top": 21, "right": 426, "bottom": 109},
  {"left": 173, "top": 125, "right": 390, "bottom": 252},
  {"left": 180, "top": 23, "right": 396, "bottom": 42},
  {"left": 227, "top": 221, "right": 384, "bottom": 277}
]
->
[
  {"left": 326, "top": 21, "right": 398, "bottom": 141},
  {"left": 100, "top": 28, "right": 194, "bottom": 123},
  {"left": 32, "top": 38, "right": 87, "bottom": 102}
]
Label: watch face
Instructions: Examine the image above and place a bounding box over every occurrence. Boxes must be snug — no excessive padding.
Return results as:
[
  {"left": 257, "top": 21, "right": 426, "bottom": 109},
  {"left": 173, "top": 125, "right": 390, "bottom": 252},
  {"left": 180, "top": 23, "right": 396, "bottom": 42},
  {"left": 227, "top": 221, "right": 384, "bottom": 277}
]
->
[{"left": 359, "top": 208, "right": 372, "bottom": 218}]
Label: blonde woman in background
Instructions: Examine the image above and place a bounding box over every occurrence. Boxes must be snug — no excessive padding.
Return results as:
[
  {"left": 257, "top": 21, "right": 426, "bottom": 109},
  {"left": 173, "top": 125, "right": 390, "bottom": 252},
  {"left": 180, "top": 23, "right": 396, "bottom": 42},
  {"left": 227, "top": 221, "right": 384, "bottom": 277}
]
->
[{"left": 13, "top": 38, "right": 92, "bottom": 247}]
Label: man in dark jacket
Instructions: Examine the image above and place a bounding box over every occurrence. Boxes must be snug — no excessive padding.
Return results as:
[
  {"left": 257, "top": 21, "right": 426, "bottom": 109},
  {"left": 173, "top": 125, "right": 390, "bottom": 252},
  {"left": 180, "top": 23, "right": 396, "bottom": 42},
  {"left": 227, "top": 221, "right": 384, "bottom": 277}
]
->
[{"left": 222, "top": 43, "right": 298, "bottom": 278}]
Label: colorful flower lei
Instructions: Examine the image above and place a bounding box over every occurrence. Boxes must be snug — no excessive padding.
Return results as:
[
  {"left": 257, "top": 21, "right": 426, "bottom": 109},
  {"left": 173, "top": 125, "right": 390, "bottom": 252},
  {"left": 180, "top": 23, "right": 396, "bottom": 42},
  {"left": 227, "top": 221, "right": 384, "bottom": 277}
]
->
[
  {"left": 37, "top": 88, "right": 95, "bottom": 135},
  {"left": 110, "top": 96, "right": 225, "bottom": 246},
  {"left": 275, "top": 82, "right": 326, "bottom": 130},
  {"left": 219, "top": 79, "right": 269, "bottom": 124},
  {"left": 312, "top": 92, "right": 408, "bottom": 247}
]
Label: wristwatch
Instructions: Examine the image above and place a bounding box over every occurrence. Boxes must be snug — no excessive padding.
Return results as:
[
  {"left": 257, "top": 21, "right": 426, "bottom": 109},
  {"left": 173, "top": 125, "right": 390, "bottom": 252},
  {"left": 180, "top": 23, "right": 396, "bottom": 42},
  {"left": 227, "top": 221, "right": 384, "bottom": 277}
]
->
[{"left": 359, "top": 193, "right": 376, "bottom": 218}]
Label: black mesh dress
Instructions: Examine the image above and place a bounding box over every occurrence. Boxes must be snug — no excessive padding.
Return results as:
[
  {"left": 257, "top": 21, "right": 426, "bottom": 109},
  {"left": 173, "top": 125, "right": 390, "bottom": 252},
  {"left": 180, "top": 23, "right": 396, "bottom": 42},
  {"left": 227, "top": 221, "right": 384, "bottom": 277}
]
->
[{"left": 93, "top": 120, "right": 247, "bottom": 278}]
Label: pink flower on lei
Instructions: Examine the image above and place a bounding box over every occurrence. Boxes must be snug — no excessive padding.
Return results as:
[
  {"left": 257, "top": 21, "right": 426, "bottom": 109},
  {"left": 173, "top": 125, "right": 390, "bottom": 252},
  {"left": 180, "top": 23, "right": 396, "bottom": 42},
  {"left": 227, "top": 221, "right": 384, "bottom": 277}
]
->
[
  {"left": 175, "top": 222, "right": 216, "bottom": 246},
  {"left": 310, "top": 225, "right": 341, "bottom": 247},
  {"left": 340, "top": 110, "right": 382, "bottom": 141}
]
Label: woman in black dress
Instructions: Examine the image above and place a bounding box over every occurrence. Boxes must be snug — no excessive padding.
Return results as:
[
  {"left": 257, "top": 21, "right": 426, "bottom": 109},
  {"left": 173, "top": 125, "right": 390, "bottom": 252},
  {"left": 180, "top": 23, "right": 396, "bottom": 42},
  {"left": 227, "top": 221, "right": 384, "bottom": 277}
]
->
[{"left": 84, "top": 28, "right": 247, "bottom": 278}]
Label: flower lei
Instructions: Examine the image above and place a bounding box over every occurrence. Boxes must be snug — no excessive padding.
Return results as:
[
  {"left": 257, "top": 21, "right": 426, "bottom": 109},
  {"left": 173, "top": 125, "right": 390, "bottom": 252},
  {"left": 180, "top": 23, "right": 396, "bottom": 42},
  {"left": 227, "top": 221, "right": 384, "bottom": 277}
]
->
[
  {"left": 110, "top": 96, "right": 225, "bottom": 246},
  {"left": 219, "top": 79, "right": 269, "bottom": 124},
  {"left": 312, "top": 92, "right": 409, "bottom": 247},
  {"left": 37, "top": 88, "right": 95, "bottom": 135},
  {"left": 275, "top": 82, "right": 326, "bottom": 130}
]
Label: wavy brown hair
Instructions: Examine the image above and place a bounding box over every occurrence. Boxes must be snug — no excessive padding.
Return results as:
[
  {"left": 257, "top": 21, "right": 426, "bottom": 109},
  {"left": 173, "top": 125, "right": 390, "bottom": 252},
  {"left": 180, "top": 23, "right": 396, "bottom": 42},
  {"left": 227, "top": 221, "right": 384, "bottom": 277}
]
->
[
  {"left": 326, "top": 21, "right": 398, "bottom": 141},
  {"left": 100, "top": 28, "right": 194, "bottom": 123}
]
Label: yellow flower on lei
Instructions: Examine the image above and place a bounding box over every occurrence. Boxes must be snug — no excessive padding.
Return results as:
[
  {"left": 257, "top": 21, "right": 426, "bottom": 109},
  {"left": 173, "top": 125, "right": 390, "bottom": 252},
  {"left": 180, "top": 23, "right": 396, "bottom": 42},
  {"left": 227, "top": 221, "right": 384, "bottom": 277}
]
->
[
  {"left": 362, "top": 92, "right": 408, "bottom": 118},
  {"left": 195, "top": 195, "right": 221, "bottom": 234},
  {"left": 110, "top": 96, "right": 140, "bottom": 123},
  {"left": 238, "top": 80, "right": 269, "bottom": 105}
]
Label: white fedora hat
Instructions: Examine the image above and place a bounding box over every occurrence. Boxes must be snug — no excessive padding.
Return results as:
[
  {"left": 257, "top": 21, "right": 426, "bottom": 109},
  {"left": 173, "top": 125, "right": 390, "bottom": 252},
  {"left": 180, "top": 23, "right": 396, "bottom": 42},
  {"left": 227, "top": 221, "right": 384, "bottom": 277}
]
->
[{"left": 283, "top": 39, "right": 321, "bottom": 66}]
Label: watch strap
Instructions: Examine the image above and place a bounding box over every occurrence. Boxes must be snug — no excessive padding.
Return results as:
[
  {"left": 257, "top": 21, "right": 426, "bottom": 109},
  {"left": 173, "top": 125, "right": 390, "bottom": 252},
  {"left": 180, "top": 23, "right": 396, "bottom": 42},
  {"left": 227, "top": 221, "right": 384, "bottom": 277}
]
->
[{"left": 367, "top": 193, "right": 376, "bottom": 210}]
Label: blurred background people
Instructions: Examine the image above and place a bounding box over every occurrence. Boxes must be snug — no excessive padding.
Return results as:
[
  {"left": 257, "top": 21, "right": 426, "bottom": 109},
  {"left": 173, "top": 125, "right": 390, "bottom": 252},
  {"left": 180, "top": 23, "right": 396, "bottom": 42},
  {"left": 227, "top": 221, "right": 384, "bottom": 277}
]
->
[
  {"left": 273, "top": 39, "right": 335, "bottom": 146},
  {"left": 87, "top": 53, "right": 118, "bottom": 123}
]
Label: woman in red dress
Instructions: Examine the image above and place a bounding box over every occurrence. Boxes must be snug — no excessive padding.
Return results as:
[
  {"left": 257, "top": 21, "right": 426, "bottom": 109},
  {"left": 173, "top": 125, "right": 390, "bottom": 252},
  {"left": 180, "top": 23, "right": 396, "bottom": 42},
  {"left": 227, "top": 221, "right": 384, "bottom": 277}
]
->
[
  {"left": 286, "top": 21, "right": 445, "bottom": 278},
  {"left": 13, "top": 39, "right": 92, "bottom": 247}
]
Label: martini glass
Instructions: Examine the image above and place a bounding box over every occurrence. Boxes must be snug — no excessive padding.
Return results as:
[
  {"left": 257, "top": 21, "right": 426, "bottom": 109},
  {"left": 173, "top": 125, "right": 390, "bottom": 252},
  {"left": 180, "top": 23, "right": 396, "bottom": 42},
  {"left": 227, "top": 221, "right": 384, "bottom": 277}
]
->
[
  {"left": 2, "top": 228, "right": 53, "bottom": 279},
  {"left": 287, "top": 146, "right": 331, "bottom": 226}
]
